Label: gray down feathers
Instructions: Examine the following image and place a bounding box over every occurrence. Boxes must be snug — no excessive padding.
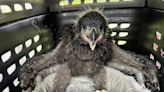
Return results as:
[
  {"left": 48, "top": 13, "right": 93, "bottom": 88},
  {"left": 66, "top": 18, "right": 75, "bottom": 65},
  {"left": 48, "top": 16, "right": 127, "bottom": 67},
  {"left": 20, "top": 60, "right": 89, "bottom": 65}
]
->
[{"left": 19, "top": 10, "right": 159, "bottom": 92}]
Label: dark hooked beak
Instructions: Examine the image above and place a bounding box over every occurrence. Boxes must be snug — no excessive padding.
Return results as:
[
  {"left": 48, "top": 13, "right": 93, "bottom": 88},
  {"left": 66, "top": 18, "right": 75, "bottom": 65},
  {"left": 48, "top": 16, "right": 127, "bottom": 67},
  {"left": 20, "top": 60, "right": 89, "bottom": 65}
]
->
[
  {"left": 89, "top": 27, "right": 97, "bottom": 51},
  {"left": 91, "top": 27, "right": 96, "bottom": 43},
  {"left": 81, "top": 26, "right": 103, "bottom": 51}
]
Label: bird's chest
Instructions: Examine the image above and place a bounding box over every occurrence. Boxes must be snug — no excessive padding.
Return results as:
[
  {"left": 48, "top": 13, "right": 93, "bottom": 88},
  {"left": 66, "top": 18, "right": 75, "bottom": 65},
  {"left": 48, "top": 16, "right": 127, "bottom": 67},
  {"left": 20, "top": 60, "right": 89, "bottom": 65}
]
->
[
  {"left": 64, "top": 45, "right": 105, "bottom": 77},
  {"left": 72, "top": 46, "right": 103, "bottom": 61},
  {"left": 67, "top": 55, "right": 103, "bottom": 77}
]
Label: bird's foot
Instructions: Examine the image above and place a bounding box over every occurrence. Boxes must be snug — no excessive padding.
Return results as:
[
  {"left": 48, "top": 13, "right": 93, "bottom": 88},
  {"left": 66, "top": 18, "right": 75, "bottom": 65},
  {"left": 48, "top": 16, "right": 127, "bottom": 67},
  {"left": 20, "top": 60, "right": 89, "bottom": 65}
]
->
[
  {"left": 19, "top": 71, "right": 36, "bottom": 91},
  {"left": 144, "top": 70, "right": 160, "bottom": 92},
  {"left": 145, "top": 81, "right": 160, "bottom": 92}
]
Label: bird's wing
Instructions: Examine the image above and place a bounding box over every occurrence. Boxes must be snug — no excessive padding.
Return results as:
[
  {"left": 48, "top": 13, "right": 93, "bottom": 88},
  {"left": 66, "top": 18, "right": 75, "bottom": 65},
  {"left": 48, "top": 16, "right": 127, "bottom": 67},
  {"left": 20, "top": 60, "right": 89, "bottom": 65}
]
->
[
  {"left": 19, "top": 24, "right": 76, "bottom": 91},
  {"left": 23, "top": 63, "right": 71, "bottom": 92},
  {"left": 110, "top": 43, "right": 145, "bottom": 70},
  {"left": 107, "top": 43, "right": 159, "bottom": 91},
  {"left": 19, "top": 41, "right": 64, "bottom": 91}
]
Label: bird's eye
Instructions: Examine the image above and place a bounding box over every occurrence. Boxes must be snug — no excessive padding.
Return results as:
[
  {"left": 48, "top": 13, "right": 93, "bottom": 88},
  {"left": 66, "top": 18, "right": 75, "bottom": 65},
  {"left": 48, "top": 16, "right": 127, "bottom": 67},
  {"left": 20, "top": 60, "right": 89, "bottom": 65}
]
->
[{"left": 99, "top": 25, "right": 104, "bottom": 30}]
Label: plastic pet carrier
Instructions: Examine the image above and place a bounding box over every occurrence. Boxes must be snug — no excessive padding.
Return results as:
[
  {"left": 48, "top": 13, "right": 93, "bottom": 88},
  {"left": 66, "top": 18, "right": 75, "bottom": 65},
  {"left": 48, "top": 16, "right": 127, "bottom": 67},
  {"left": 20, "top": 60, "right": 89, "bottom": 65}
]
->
[{"left": 0, "top": 0, "right": 164, "bottom": 92}]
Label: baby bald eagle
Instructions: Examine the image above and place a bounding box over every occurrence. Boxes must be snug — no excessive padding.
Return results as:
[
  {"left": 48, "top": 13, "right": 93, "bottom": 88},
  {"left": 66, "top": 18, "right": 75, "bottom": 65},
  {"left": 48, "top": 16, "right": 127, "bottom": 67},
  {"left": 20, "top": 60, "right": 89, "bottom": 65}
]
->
[{"left": 19, "top": 10, "right": 159, "bottom": 92}]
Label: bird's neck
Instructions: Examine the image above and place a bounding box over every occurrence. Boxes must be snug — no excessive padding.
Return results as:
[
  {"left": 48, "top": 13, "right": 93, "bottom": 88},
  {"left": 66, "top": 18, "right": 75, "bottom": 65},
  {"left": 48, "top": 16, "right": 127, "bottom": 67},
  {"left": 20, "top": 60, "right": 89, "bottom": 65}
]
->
[
  {"left": 71, "top": 38, "right": 113, "bottom": 61},
  {"left": 67, "top": 39, "right": 113, "bottom": 77}
]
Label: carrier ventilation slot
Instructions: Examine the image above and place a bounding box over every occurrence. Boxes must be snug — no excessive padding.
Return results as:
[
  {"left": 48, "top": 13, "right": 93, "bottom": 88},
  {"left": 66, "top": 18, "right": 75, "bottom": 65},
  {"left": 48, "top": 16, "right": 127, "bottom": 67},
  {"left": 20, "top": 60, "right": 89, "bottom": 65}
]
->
[
  {"left": 0, "top": 3, "right": 33, "bottom": 14},
  {"left": 59, "top": 0, "right": 134, "bottom": 6}
]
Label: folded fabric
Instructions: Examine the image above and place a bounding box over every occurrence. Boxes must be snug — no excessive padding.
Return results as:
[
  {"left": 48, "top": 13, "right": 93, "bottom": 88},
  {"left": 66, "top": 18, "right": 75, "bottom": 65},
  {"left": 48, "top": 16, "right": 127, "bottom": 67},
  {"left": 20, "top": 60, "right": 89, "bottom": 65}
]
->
[
  {"left": 105, "top": 66, "right": 150, "bottom": 92},
  {"left": 30, "top": 66, "right": 151, "bottom": 92}
]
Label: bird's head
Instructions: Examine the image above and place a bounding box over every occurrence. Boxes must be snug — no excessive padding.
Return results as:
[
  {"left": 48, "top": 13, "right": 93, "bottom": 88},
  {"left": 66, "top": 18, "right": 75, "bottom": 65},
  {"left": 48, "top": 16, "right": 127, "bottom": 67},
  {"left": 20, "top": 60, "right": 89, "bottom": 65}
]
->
[{"left": 77, "top": 11, "right": 109, "bottom": 51}]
